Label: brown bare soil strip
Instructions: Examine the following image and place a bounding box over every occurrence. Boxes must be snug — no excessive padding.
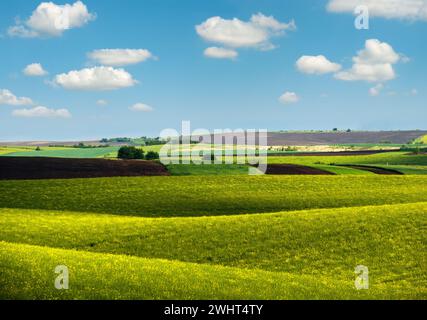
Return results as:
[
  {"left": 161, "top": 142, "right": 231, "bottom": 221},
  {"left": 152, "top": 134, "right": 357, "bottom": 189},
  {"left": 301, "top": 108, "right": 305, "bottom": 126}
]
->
[
  {"left": 0, "top": 157, "right": 170, "bottom": 180},
  {"left": 335, "top": 165, "right": 403, "bottom": 175},
  {"left": 265, "top": 164, "right": 335, "bottom": 175}
]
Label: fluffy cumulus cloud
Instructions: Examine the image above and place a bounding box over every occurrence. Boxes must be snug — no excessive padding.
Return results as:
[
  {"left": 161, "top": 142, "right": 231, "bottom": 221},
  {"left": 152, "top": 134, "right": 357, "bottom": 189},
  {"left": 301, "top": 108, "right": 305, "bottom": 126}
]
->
[
  {"left": 8, "top": 1, "right": 95, "bottom": 38},
  {"left": 54, "top": 66, "right": 137, "bottom": 91},
  {"left": 279, "top": 91, "right": 299, "bottom": 104},
  {"left": 296, "top": 55, "right": 342, "bottom": 74},
  {"left": 327, "top": 0, "right": 427, "bottom": 21},
  {"left": 88, "top": 49, "right": 154, "bottom": 66},
  {"left": 204, "top": 47, "right": 238, "bottom": 59},
  {"left": 12, "top": 106, "right": 71, "bottom": 118},
  {"left": 0, "top": 89, "right": 33, "bottom": 106},
  {"left": 23, "top": 63, "right": 48, "bottom": 76},
  {"left": 129, "top": 103, "right": 153, "bottom": 112},
  {"left": 335, "top": 39, "right": 401, "bottom": 82},
  {"left": 196, "top": 13, "right": 296, "bottom": 56}
]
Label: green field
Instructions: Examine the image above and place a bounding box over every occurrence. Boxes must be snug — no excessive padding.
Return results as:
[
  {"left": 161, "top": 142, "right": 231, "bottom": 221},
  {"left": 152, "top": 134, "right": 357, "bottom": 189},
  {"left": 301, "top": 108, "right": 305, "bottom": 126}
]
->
[
  {"left": 3, "top": 241, "right": 418, "bottom": 300},
  {"left": 2, "top": 146, "right": 120, "bottom": 158},
  {"left": 1, "top": 203, "right": 425, "bottom": 278},
  {"left": 0, "top": 152, "right": 426, "bottom": 299},
  {"left": 0, "top": 145, "right": 164, "bottom": 159},
  {"left": 0, "top": 146, "right": 37, "bottom": 155},
  {"left": 2, "top": 144, "right": 426, "bottom": 176},
  {"left": 266, "top": 151, "right": 427, "bottom": 175},
  {"left": 268, "top": 151, "right": 427, "bottom": 166},
  {"left": 163, "top": 150, "right": 427, "bottom": 176},
  {"left": 414, "top": 134, "right": 427, "bottom": 144},
  {"left": 166, "top": 164, "right": 249, "bottom": 175},
  {"left": 1, "top": 176, "right": 426, "bottom": 217},
  {"left": 0, "top": 200, "right": 425, "bottom": 299}
]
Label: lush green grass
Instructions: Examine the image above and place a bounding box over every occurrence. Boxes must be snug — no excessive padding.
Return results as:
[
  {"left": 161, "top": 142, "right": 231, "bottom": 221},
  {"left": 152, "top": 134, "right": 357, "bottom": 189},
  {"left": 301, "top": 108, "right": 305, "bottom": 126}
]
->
[
  {"left": 3, "top": 146, "right": 120, "bottom": 159},
  {"left": 0, "top": 203, "right": 425, "bottom": 284},
  {"left": 166, "top": 162, "right": 372, "bottom": 176},
  {"left": 3, "top": 241, "right": 418, "bottom": 300},
  {"left": 414, "top": 134, "right": 427, "bottom": 144},
  {"left": 268, "top": 151, "right": 427, "bottom": 166},
  {"left": 1, "top": 202, "right": 425, "bottom": 299},
  {"left": 0, "top": 158, "right": 425, "bottom": 299},
  {"left": 167, "top": 164, "right": 250, "bottom": 175},
  {"left": 0, "top": 176, "right": 426, "bottom": 217},
  {"left": 373, "top": 165, "right": 427, "bottom": 175},
  {"left": 0, "top": 146, "right": 44, "bottom": 155},
  {"left": 1, "top": 145, "right": 165, "bottom": 159},
  {"left": 266, "top": 151, "right": 427, "bottom": 175}
]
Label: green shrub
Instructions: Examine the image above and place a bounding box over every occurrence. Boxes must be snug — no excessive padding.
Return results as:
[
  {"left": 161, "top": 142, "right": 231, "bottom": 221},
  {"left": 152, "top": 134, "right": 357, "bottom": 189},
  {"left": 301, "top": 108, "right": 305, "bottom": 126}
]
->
[
  {"left": 118, "top": 146, "right": 144, "bottom": 160},
  {"left": 145, "top": 151, "right": 160, "bottom": 160}
]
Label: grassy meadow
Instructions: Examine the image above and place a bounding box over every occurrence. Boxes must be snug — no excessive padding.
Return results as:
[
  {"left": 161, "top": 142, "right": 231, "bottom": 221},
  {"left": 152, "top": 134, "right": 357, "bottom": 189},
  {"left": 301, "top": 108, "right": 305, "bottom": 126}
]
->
[
  {"left": 1, "top": 175, "right": 426, "bottom": 217},
  {"left": 0, "top": 198, "right": 425, "bottom": 299},
  {"left": 0, "top": 144, "right": 426, "bottom": 299},
  {"left": 1, "top": 146, "right": 120, "bottom": 158},
  {"left": 266, "top": 151, "right": 427, "bottom": 175}
]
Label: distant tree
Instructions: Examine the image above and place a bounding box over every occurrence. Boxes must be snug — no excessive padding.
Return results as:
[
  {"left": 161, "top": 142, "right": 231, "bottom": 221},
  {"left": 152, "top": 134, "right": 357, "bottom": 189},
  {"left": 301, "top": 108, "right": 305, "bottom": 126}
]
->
[
  {"left": 145, "top": 151, "right": 160, "bottom": 160},
  {"left": 332, "top": 128, "right": 338, "bottom": 132},
  {"left": 35, "top": 146, "right": 41, "bottom": 151},
  {"left": 346, "top": 129, "right": 352, "bottom": 133},
  {"left": 285, "top": 146, "right": 297, "bottom": 152},
  {"left": 118, "top": 146, "right": 144, "bottom": 160},
  {"left": 74, "top": 142, "right": 85, "bottom": 148}
]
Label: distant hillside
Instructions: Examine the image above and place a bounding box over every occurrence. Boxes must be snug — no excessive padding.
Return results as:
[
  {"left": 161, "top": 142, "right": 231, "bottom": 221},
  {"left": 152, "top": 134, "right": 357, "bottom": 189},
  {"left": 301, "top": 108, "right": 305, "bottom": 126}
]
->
[
  {"left": 2, "top": 130, "right": 426, "bottom": 147},
  {"left": 206, "top": 130, "right": 427, "bottom": 146},
  {"left": 267, "top": 130, "right": 427, "bottom": 146}
]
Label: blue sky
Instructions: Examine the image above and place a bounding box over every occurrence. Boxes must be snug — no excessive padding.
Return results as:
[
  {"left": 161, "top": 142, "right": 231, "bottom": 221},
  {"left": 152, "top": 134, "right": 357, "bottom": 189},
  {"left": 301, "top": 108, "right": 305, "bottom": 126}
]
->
[{"left": 0, "top": 0, "right": 426, "bottom": 141}]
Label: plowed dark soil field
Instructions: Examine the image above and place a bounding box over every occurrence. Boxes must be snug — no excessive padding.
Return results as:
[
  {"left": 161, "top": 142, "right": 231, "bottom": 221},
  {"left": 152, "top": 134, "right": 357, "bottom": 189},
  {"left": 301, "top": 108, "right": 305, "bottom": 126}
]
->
[
  {"left": 265, "top": 164, "right": 335, "bottom": 175},
  {"left": 0, "top": 157, "right": 170, "bottom": 180}
]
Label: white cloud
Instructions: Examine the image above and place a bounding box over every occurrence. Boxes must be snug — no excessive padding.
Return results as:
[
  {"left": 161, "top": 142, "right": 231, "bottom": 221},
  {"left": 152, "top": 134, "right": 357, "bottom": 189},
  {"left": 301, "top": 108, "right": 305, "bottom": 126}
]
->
[
  {"left": 296, "top": 55, "right": 341, "bottom": 75},
  {"left": 12, "top": 106, "right": 71, "bottom": 118},
  {"left": 8, "top": 1, "right": 95, "bottom": 38},
  {"left": 335, "top": 39, "right": 401, "bottom": 82},
  {"left": 204, "top": 47, "right": 238, "bottom": 59},
  {"left": 88, "top": 49, "right": 154, "bottom": 66},
  {"left": 196, "top": 13, "right": 296, "bottom": 51},
  {"left": 353, "top": 39, "right": 400, "bottom": 65},
  {"left": 369, "top": 83, "right": 384, "bottom": 96},
  {"left": 96, "top": 99, "right": 108, "bottom": 106},
  {"left": 279, "top": 91, "right": 299, "bottom": 104},
  {"left": 23, "top": 63, "right": 48, "bottom": 76},
  {"left": 54, "top": 66, "right": 137, "bottom": 91},
  {"left": 0, "top": 89, "right": 33, "bottom": 106},
  {"left": 8, "top": 25, "right": 38, "bottom": 38},
  {"left": 129, "top": 103, "right": 153, "bottom": 112},
  {"left": 327, "top": 0, "right": 427, "bottom": 21}
]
